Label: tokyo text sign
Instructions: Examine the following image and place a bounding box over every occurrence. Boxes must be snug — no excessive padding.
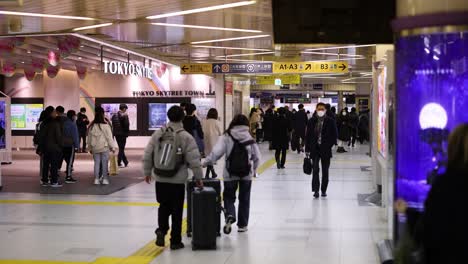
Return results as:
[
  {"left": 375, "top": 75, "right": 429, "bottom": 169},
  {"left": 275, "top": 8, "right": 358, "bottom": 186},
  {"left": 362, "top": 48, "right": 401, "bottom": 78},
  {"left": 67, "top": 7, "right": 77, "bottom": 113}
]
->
[{"left": 273, "top": 61, "right": 348, "bottom": 74}]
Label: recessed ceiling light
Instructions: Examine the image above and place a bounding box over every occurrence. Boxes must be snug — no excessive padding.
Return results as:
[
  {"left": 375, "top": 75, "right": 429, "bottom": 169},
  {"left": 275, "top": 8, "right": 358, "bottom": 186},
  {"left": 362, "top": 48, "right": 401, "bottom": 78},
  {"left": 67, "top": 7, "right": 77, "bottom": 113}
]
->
[
  {"left": 73, "top": 23, "right": 113, "bottom": 31},
  {"left": 78, "top": 57, "right": 82, "bottom": 60},
  {"left": 27, "top": 50, "right": 31, "bottom": 54},
  {"left": 191, "top": 34, "right": 270, "bottom": 44},
  {"left": 217, "top": 51, "right": 275, "bottom": 58},
  {"left": 0, "top": 10, "right": 95, "bottom": 20},
  {"left": 301, "top": 51, "right": 363, "bottom": 57},
  {"left": 80, "top": 45, "right": 84, "bottom": 48},
  {"left": 21, "top": 61, "right": 25, "bottom": 64},
  {"left": 146, "top": 1, "right": 256, "bottom": 19},
  {"left": 151, "top": 22, "right": 261, "bottom": 33},
  {"left": 192, "top": 45, "right": 271, "bottom": 51}
]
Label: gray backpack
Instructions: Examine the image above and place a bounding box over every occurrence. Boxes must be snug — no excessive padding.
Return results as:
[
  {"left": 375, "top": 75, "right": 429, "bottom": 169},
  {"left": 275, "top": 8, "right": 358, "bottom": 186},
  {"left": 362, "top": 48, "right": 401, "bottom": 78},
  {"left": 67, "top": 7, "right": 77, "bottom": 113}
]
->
[{"left": 153, "top": 127, "right": 184, "bottom": 177}]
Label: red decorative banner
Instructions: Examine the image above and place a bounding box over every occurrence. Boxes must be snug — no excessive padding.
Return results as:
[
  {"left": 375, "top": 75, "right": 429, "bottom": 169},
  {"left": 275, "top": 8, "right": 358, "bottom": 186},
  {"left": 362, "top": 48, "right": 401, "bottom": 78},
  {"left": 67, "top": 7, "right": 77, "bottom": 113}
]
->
[
  {"left": 46, "top": 65, "right": 60, "bottom": 78},
  {"left": 32, "top": 58, "right": 45, "bottom": 73},
  {"left": 75, "top": 64, "right": 87, "bottom": 80},
  {"left": 0, "top": 39, "right": 15, "bottom": 54},
  {"left": 48, "top": 50, "right": 60, "bottom": 66},
  {"left": 24, "top": 66, "right": 36, "bottom": 81},
  {"left": 1, "top": 61, "right": 16, "bottom": 77}
]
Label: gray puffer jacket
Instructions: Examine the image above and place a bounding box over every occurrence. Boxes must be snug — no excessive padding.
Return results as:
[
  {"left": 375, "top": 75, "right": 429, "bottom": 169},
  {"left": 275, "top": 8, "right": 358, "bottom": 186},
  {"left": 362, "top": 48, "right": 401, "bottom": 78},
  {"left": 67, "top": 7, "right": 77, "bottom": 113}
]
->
[
  {"left": 203, "top": 125, "right": 261, "bottom": 181},
  {"left": 142, "top": 122, "right": 203, "bottom": 184}
]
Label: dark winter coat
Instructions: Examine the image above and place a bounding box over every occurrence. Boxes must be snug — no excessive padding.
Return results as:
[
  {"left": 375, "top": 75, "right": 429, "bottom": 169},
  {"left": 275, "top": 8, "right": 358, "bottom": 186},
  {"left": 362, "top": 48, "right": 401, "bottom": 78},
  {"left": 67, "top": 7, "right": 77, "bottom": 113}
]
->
[
  {"left": 349, "top": 112, "right": 359, "bottom": 136},
  {"left": 183, "top": 115, "right": 204, "bottom": 139},
  {"left": 336, "top": 114, "right": 351, "bottom": 141},
  {"left": 292, "top": 109, "right": 308, "bottom": 137},
  {"left": 76, "top": 112, "right": 90, "bottom": 136},
  {"left": 305, "top": 116, "right": 338, "bottom": 159},
  {"left": 112, "top": 111, "right": 130, "bottom": 137},
  {"left": 263, "top": 111, "right": 274, "bottom": 141},
  {"left": 38, "top": 119, "right": 63, "bottom": 153},
  {"left": 272, "top": 115, "right": 291, "bottom": 150}
]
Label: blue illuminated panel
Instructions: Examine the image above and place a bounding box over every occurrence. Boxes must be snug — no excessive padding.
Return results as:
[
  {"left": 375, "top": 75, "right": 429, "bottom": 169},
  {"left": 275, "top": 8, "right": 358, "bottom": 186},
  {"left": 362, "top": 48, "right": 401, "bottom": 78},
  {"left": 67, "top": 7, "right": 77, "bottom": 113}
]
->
[{"left": 395, "top": 32, "right": 468, "bottom": 209}]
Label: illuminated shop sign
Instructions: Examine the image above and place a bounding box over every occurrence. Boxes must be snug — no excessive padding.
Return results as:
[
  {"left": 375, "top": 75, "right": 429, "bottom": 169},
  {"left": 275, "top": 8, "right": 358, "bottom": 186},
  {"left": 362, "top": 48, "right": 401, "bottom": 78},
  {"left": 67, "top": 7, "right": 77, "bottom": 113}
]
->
[
  {"left": 132, "top": 90, "right": 212, "bottom": 97},
  {"left": 103, "top": 61, "right": 153, "bottom": 79}
]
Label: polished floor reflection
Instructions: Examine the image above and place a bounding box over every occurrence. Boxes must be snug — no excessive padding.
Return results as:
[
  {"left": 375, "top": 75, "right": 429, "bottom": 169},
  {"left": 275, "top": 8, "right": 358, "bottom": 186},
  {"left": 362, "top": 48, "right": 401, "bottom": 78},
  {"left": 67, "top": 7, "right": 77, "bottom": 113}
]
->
[{"left": 0, "top": 144, "right": 384, "bottom": 264}]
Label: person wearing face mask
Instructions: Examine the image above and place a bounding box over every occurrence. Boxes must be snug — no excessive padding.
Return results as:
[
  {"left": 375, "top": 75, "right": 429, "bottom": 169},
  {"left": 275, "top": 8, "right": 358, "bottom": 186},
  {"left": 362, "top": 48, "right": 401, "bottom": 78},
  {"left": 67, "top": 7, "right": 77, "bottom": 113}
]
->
[
  {"left": 305, "top": 103, "right": 338, "bottom": 198},
  {"left": 336, "top": 108, "right": 351, "bottom": 153}
]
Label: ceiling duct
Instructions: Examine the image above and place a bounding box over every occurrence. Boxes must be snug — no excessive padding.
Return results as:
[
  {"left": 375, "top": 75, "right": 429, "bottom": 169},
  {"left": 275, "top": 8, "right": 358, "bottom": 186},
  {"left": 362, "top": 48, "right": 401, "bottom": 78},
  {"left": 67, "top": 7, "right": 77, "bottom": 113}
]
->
[{"left": 0, "top": 0, "right": 23, "bottom": 7}]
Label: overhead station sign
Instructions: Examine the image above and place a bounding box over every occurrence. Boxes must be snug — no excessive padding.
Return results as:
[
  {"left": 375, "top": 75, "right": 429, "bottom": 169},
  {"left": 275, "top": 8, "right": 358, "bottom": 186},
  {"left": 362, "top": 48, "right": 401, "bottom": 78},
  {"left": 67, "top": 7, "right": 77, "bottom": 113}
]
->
[
  {"left": 180, "top": 61, "right": 348, "bottom": 74},
  {"left": 256, "top": 75, "right": 301, "bottom": 85},
  {"left": 273, "top": 61, "right": 348, "bottom": 74}
]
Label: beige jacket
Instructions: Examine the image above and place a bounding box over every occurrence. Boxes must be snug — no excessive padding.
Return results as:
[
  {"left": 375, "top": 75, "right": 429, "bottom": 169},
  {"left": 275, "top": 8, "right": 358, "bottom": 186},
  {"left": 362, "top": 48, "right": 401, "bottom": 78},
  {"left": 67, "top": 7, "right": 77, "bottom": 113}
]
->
[
  {"left": 142, "top": 122, "right": 203, "bottom": 184},
  {"left": 202, "top": 118, "right": 222, "bottom": 155},
  {"left": 87, "top": 123, "right": 117, "bottom": 153}
]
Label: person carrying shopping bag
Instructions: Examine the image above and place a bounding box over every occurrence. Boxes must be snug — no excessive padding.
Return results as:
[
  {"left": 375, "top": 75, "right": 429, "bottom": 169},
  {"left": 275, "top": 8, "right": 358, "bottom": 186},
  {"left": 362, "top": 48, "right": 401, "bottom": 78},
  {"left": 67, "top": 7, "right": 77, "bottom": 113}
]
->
[
  {"left": 203, "top": 114, "right": 261, "bottom": 234},
  {"left": 87, "top": 108, "right": 117, "bottom": 185}
]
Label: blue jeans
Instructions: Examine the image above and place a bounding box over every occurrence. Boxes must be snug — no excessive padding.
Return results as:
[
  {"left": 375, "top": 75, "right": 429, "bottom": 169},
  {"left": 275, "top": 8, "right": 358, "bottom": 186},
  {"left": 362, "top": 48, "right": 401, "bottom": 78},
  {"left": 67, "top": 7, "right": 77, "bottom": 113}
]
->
[
  {"left": 223, "top": 180, "right": 252, "bottom": 228},
  {"left": 93, "top": 151, "right": 109, "bottom": 180}
]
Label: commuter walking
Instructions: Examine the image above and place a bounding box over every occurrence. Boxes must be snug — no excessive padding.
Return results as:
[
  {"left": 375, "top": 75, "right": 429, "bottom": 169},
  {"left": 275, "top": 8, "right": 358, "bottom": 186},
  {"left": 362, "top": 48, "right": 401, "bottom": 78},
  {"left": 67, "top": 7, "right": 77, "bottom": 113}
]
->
[
  {"left": 348, "top": 107, "right": 359, "bottom": 147},
  {"left": 256, "top": 108, "right": 264, "bottom": 143},
  {"left": 249, "top": 107, "right": 260, "bottom": 138},
  {"left": 143, "top": 106, "right": 203, "bottom": 250},
  {"left": 62, "top": 110, "right": 79, "bottom": 183},
  {"left": 422, "top": 124, "right": 468, "bottom": 264},
  {"left": 292, "top": 104, "right": 308, "bottom": 153},
  {"left": 56, "top": 106, "right": 67, "bottom": 171},
  {"left": 183, "top": 103, "right": 205, "bottom": 156},
  {"left": 33, "top": 111, "right": 48, "bottom": 182},
  {"left": 358, "top": 110, "right": 370, "bottom": 143},
  {"left": 111, "top": 104, "right": 130, "bottom": 168},
  {"left": 336, "top": 109, "right": 351, "bottom": 153},
  {"left": 263, "top": 108, "right": 275, "bottom": 150},
  {"left": 37, "top": 106, "right": 63, "bottom": 187},
  {"left": 203, "top": 114, "right": 261, "bottom": 233},
  {"left": 305, "top": 103, "right": 338, "bottom": 198},
  {"left": 88, "top": 109, "right": 117, "bottom": 185},
  {"left": 76, "top": 107, "right": 90, "bottom": 153},
  {"left": 272, "top": 107, "right": 291, "bottom": 169},
  {"left": 202, "top": 108, "right": 222, "bottom": 178},
  {"left": 329, "top": 106, "right": 337, "bottom": 120}
]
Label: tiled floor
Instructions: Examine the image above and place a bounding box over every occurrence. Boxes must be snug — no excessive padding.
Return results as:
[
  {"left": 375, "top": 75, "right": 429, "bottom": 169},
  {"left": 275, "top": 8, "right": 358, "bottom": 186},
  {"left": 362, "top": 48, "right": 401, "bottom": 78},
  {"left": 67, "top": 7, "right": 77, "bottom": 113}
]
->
[{"left": 0, "top": 144, "right": 386, "bottom": 264}]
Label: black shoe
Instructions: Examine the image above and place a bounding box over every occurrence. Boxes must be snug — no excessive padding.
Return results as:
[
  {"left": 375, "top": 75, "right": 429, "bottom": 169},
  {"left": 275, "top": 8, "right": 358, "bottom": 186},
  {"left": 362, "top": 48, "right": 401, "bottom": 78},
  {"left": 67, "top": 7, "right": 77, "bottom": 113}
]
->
[
  {"left": 50, "top": 182, "right": 63, "bottom": 188},
  {"left": 155, "top": 230, "right": 165, "bottom": 247},
  {"left": 321, "top": 193, "right": 327, "bottom": 197},
  {"left": 337, "top": 147, "right": 344, "bottom": 153},
  {"left": 212, "top": 173, "right": 218, "bottom": 179},
  {"left": 170, "top": 242, "right": 185, "bottom": 250},
  {"left": 277, "top": 164, "right": 281, "bottom": 169},
  {"left": 65, "top": 177, "right": 77, "bottom": 184},
  {"left": 281, "top": 165, "right": 285, "bottom": 169},
  {"left": 224, "top": 216, "right": 235, "bottom": 234},
  {"left": 40, "top": 180, "right": 49, "bottom": 187},
  {"left": 314, "top": 192, "right": 320, "bottom": 198}
]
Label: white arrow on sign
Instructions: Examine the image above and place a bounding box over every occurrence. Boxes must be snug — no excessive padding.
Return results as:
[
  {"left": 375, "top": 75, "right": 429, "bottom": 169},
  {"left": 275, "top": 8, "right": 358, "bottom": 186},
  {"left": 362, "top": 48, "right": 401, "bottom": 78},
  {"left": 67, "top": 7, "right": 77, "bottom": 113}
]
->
[{"left": 213, "top": 65, "right": 221, "bottom": 72}]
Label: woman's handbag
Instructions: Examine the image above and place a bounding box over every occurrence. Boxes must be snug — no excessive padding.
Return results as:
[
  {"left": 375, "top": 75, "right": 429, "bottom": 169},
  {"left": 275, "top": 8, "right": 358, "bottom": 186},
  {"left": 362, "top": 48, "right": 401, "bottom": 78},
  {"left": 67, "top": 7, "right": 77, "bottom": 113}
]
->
[{"left": 303, "top": 154, "right": 312, "bottom": 175}]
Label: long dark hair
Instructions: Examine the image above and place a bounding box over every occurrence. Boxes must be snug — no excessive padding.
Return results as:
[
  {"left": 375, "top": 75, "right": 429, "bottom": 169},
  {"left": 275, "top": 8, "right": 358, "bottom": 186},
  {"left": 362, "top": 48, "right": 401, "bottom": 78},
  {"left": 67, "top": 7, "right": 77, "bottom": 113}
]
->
[
  {"left": 226, "top": 114, "right": 249, "bottom": 134},
  {"left": 249, "top": 108, "right": 257, "bottom": 117},
  {"left": 90, "top": 107, "right": 106, "bottom": 128}
]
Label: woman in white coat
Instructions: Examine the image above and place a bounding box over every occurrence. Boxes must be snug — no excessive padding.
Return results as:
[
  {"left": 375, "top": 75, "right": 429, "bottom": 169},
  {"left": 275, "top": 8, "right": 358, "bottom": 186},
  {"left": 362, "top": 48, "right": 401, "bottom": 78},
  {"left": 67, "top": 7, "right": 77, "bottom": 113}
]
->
[
  {"left": 202, "top": 108, "right": 222, "bottom": 178},
  {"left": 87, "top": 107, "right": 117, "bottom": 185}
]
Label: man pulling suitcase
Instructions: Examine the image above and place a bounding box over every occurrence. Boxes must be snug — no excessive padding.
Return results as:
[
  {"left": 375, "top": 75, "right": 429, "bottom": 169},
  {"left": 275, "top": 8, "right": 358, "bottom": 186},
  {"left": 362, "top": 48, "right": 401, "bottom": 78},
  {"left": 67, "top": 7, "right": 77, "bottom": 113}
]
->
[{"left": 143, "top": 106, "right": 203, "bottom": 250}]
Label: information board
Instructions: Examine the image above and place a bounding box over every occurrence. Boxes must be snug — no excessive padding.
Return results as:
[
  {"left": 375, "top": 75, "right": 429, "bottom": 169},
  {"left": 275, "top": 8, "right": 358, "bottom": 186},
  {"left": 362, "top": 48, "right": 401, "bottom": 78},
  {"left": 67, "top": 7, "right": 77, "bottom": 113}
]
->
[
  {"left": 273, "top": 61, "right": 348, "bottom": 74},
  {"left": 11, "top": 104, "right": 43, "bottom": 130}
]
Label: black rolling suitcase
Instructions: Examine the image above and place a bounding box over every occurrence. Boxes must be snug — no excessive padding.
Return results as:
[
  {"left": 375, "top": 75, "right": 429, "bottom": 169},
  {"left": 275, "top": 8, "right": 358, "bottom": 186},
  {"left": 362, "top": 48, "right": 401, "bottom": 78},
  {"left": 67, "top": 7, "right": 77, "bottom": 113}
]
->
[
  {"left": 186, "top": 178, "right": 221, "bottom": 237},
  {"left": 191, "top": 186, "right": 217, "bottom": 250}
]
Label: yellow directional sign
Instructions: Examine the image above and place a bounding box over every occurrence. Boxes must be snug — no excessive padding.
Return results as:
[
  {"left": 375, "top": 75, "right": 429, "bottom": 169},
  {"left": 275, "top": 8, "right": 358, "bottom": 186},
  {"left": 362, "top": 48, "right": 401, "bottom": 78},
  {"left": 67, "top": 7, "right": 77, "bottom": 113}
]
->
[
  {"left": 180, "top": 63, "right": 212, "bottom": 74},
  {"left": 273, "top": 61, "right": 349, "bottom": 74},
  {"left": 256, "top": 75, "right": 301, "bottom": 85}
]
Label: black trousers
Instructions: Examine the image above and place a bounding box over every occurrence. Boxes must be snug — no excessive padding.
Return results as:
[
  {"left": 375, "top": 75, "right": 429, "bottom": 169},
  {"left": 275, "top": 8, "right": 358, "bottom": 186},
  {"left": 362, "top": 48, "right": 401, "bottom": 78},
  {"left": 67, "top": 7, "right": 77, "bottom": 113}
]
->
[
  {"left": 62, "top": 147, "right": 75, "bottom": 178},
  {"left": 42, "top": 150, "right": 61, "bottom": 184},
  {"left": 275, "top": 148, "right": 287, "bottom": 167},
  {"left": 115, "top": 136, "right": 128, "bottom": 166},
  {"left": 224, "top": 180, "right": 252, "bottom": 228},
  {"left": 155, "top": 182, "right": 185, "bottom": 244},
  {"left": 205, "top": 165, "right": 217, "bottom": 178},
  {"left": 312, "top": 151, "right": 331, "bottom": 194},
  {"left": 80, "top": 135, "right": 87, "bottom": 151}
]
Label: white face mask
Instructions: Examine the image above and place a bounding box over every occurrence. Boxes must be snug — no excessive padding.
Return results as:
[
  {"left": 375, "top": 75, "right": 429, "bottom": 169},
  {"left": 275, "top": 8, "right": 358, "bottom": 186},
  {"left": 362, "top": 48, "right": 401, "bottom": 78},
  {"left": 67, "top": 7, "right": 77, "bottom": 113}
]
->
[
  {"left": 342, "top": 112, "right": 347, "bottom": 116},
  {"left": 317, "top": 110, "right": 326, "bottom": 117}
]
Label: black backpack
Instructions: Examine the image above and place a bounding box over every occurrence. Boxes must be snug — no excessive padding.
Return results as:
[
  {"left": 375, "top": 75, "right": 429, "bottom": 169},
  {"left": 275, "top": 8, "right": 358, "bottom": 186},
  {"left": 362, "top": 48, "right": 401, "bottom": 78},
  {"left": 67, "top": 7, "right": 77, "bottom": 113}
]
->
[{"left": 226, "top": 132, "right": 255, "bottom": 177}]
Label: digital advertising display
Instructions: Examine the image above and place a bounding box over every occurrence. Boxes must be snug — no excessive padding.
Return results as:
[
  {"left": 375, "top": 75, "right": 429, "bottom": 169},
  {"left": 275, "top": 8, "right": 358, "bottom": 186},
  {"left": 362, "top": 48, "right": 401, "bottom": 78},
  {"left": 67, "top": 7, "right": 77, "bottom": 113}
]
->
[
  {"left": 10, "top": 104, "right": 43, "bottom": 130},
  {"left": 101, "top": 103, "right": 138, "bottom": 131},
  {"left": 0, "top": 101, "right": 6, "bottom": 149},
  {"left": 377, "top": 67, "right": 387, "bottom": 158},
  {"left": 395, "top": 32, "right": 468, "bottom": 209},
  {"left": 148, "top": 103, "right": 178, "bottom": 130}
]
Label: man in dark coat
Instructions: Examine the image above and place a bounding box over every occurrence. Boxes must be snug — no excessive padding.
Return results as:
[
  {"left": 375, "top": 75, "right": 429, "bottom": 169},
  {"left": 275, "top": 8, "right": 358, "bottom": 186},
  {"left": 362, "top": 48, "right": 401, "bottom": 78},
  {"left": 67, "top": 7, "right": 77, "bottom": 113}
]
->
[
  {"left": 336, "top": 108, "right": 351, "bottom": 153},
  {"left": 292, "top": 104, "right": 308, "bottom": 153},
  {"left": 76, "top": 107, "right": 90, "bottom": 153},
  {"left": 112, "top": 104, "right": 130, "bottom": 167},
  {"left": 305, "top": 103, "right": 338, "bottom": 198},
  {"left": 272, "top": 107, "right": 291, "bottom": 169},
  {"left": 263, "top": 108, "right": 275, "bottom": 150}
]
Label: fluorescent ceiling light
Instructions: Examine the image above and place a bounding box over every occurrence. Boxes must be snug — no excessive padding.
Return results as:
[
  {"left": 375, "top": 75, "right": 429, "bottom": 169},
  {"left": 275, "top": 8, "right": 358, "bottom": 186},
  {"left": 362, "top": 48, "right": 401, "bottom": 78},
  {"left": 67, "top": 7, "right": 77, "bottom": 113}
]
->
[
  {"left": 304, "top": 57, "right": 366, "bottom": 62},
  {"left": 192, "top": 45, "right": 271, "bottom": 51},
  {"left": 0, "top": 10, "right": 95, "bottom": 20},
  {"left": 305, "top": 44, "right": 377, "bottom": 51},
  {"left": 73, "top": 23, "right": 113, "bottom": 31},
  {"left": 146, "top": 1, "right": 256, "bottom": 19},
  {"left": 302, "top": 76, "right": 336, "bottom": 79},
  {"left": 217, "top": 51, "right": 275, "bottom": 58},
  {"left": 191, "top": 34, "right": 270, "bottom": 44},
  {"left": 301, "top": 51, "right": 364, "bottom": 57},
  {"left": 341, "top": 76, "right": 373, "bottom": 82},
  {"left": 213, "top": 58, "right": 272, "bottom": 63},
  {"left": 151, "top": 23, "right": 261, "bottom": 33},
  {"left": 341, "top": 81, "right": 372, "bottom": 84}
]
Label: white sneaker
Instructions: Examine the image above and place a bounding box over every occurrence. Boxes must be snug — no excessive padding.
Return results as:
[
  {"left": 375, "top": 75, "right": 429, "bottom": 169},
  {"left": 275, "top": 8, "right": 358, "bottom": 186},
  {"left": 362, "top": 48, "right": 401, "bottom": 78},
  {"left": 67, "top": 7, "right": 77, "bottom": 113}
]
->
[
  {"left": 102, "top": 179, "right": 109, "bottom": 185},
  {"left": 94, "top": 179, "right": 100, "bottom": 185},
  {"left": 238, "top": 226, "right": 248, "bottom": 233}
]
